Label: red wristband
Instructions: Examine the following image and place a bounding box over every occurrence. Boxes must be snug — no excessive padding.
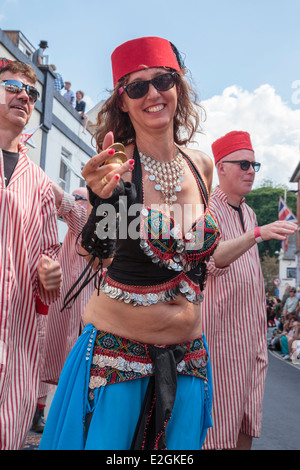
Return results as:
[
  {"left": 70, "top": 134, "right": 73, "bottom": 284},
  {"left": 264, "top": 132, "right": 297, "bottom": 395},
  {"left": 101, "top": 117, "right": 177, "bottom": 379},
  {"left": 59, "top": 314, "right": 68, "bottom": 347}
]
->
[{"left": 254, "top": 226, "right": 263, "bottom": 243}]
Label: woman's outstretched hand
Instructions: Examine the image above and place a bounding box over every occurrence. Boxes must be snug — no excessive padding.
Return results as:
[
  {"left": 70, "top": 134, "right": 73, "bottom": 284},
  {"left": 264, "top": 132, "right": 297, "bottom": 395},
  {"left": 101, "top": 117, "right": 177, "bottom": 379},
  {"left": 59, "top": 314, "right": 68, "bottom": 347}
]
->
[{"left": 81, "top": 131, "right": 134, "bottom": 199}]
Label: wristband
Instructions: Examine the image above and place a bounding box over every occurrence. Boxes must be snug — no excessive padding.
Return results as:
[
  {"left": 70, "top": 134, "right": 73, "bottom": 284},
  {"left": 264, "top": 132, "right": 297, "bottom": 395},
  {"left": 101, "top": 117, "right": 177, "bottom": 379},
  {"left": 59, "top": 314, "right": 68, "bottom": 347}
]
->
[{"left": 254, "top": 226, "right": 263, "bottom": 243}]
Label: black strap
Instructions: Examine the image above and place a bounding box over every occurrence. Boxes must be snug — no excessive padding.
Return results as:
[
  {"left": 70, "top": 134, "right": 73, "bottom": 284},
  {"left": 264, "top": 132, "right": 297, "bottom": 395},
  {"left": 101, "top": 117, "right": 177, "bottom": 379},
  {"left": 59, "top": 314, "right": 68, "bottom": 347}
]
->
[
  {"left": 131, "top": 344, "right": 185, "bottom": 450},
  {"left": 228, "top": 203, "right": 245, "bottom": 232},
  {"left": 178, "top": 148, "right": 209, "bottom": 205}
]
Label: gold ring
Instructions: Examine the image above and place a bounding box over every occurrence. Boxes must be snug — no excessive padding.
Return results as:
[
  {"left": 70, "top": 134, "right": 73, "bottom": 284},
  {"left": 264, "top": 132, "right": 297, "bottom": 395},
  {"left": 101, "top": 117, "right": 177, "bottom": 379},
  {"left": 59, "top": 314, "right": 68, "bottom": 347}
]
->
[{"left": 101, "top": 176, "right": 109, "bottom": 185}]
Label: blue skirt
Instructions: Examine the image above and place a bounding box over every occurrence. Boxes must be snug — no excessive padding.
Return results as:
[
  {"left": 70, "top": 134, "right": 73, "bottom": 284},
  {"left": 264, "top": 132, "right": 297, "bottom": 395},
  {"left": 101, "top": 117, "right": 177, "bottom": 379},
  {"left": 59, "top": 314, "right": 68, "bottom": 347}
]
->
[{"left": 39, "top": 324, "right": 213, "bottom": 450}]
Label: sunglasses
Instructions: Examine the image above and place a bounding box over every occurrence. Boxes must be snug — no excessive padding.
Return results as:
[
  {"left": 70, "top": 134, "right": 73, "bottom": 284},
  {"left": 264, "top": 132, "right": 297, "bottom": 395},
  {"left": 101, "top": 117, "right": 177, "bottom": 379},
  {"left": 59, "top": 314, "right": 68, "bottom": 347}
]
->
[
  {"left": 74, "top": 195, "right": 87, "bottom": 201},
  {"left": 222, "top": 160, "right": 261, "bottom": 172},
  {"left": 119, "top": 72, "right": 178, "bottom": 99},
  {"left": 0, "top": 79, "right": 40, "bottom": 103}
]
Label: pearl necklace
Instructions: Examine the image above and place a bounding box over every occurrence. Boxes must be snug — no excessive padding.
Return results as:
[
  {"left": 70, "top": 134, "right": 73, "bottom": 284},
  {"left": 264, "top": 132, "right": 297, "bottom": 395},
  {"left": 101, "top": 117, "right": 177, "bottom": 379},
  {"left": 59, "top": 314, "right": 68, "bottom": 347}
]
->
[{"left": 139, "top": 149, "right": 185, "bottom": 207}]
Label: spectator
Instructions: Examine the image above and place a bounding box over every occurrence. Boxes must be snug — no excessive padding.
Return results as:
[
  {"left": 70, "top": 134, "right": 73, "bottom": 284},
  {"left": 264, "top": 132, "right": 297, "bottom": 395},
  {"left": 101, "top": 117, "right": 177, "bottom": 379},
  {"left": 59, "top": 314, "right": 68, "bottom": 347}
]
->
[
  {"left": 290, "top": 321, "right": 300, "bottom": 364},
  {"left": 63, "top": 81, "right": 75, "bottom": 107},
  {"left": 281, "top": 285, "right": 291, "bottom": 306},
  {"left": 49, "top": 64, "right": 64, "bottom": 92},
  {"left": 269, "top": 317, "right": 300, "bottom": 352},
  {"left": 75, "top": 90, "right": 88, "bottom": 132},
  {"left": 32, "top": 40, "right": 48, "bottom": 66},
  {"left": 296, "top": 284, "right": 300, "bottom": 301},
  {"left": 296, "top": 304, "right": 300, "bottom": 320},
  {"left": 281, "top": 319, "right": 300, "bottom": 360},
  {"left": 282, "top": 287, "right": 299, "bottom": 318},
  {"left": 267, "top": 299, "right": 276, "bottom": 327},
  {"left": 269, "top": 318, "right": 293, "bottom": 352},
  {"left": 75, "top": 90, "right": 86, "bottom": 114},
  {"left": 274, "top": 298, "right": 282, "bottom": 320}
]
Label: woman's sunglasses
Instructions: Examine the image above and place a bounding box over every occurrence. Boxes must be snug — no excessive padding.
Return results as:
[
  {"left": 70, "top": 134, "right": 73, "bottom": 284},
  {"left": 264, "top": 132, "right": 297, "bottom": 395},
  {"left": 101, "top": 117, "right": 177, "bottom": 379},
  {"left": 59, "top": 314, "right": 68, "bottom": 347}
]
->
[
  {"left": 119, "top": 72, "right": 178, "bottom": 99},
  {"left": 0, "top": 79, "right": 40, "bottom": 103},
  {"left": 222, "top": 160, "right": 261, "bottom": 172}
]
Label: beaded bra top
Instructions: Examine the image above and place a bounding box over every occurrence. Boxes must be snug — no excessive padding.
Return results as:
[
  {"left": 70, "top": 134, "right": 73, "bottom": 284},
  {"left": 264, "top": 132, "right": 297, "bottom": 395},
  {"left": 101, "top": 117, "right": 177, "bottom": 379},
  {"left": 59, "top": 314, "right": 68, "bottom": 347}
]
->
[{"left": 101, "top": 145, "right": 219, "bottom": 306}]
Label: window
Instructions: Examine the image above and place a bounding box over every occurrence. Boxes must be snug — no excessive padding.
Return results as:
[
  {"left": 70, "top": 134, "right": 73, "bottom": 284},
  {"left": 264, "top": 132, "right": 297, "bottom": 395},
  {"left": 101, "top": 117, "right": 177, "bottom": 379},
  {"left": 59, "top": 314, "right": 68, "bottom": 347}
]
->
[
  {"left": 80, "top": 163, "right": 86, "bottom": 188},
  {"left": 286, "top": 267, "right": 296, "bottom": 279},
  {"left": 59, "top": 148, "right": 72, "bottom": 193}
]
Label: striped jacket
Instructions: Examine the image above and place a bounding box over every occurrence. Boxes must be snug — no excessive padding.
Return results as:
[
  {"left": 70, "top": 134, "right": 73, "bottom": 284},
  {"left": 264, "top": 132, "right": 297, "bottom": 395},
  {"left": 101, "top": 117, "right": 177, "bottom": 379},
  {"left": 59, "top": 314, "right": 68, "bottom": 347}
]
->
[
  {"left": 0, "top": 144, "right": 60, "bottom": 449},
  {"left": 202, "top": 186, "right": 268, "bottom": 449}
]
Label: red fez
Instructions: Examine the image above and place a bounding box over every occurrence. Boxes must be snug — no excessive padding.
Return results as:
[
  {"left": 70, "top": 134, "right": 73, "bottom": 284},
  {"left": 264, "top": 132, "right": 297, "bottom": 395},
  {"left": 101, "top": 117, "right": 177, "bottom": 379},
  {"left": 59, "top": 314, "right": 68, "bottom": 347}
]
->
[
  {"left": 0, "top": 57, "right": 12, "bottom": 72},
  {"left": 111, "top": 36, "right": 181, "bottom": 87},
  {"left": 212, "top": 131, "right": 254, "bottom": 164}
]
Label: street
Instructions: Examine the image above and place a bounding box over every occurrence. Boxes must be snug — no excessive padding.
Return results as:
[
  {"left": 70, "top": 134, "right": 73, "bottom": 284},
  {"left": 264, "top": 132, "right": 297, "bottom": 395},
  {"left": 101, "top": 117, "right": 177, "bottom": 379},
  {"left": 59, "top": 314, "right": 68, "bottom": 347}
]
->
[{"left": 252, "top": 350, "right": 300, "bottom": 450}]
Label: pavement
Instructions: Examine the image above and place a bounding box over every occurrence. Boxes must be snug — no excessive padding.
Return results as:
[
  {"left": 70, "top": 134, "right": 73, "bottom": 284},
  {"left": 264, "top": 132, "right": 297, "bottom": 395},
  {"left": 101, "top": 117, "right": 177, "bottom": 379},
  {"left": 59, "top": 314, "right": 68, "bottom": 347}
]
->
[
  {"left": 252, "top": 348, "right": 300, "bottom": 450},
  {"left": 23, "top": 389, "right": 56, "bottom": 450}
]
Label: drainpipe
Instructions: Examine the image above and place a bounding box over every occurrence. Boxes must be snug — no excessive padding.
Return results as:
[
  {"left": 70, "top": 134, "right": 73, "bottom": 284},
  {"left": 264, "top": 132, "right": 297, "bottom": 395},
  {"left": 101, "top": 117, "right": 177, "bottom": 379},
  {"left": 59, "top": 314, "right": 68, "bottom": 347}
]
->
[{"left": 38, "top": 65, "right": 55, "bottom": 170}]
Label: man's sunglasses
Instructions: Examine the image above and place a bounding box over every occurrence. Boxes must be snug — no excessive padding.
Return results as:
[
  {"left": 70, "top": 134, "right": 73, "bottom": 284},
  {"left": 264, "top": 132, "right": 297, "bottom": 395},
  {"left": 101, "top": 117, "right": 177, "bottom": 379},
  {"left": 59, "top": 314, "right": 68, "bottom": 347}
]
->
[
  {"left": 74, "top": 195, "right": 87, "bottom": 201},
  {"left": 119, "top": 72, "right": 178, "bottom": 99},
  {"left": 222, "top": 160, "right": 261, "bottom": 172},
  {"left": 0, "top": 79, "right": 40, "bottom": 102}
]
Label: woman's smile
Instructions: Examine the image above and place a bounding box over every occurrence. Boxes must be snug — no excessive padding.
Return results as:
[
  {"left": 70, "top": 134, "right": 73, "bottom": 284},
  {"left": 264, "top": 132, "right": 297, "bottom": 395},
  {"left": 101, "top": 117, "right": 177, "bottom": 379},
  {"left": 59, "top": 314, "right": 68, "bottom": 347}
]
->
[{"left": 144, "top": 103, "right": 166, "bottom": 113}]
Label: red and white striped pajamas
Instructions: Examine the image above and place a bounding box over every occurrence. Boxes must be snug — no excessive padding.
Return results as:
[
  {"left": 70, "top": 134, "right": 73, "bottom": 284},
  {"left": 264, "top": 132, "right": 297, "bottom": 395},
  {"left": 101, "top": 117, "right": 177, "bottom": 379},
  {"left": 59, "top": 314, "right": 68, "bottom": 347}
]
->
[
  {"left": 40, "top": 192, "right": 95, "bottom": 385},
  {"left": 202, "top": 186, "right": 268, "bottom": 449},
  {"left": 0, "top": 145, "right": 60, "bottom": 449}
]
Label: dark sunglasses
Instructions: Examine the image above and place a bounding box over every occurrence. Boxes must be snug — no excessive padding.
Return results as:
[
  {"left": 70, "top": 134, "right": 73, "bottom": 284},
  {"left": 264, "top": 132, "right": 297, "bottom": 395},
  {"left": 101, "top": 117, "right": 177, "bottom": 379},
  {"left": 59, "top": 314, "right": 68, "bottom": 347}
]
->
[
  {"left": 222, "top": 160, "right": 261, "bottom": 172},
  {"left": 0, "top": 79, "right": 40, "bottom": 102},
  {"left": 119, "top": 72, "right": 178, "bottom": 99},
  {"left": 74, "top": 195, "right": 87, "bottom": 201}
]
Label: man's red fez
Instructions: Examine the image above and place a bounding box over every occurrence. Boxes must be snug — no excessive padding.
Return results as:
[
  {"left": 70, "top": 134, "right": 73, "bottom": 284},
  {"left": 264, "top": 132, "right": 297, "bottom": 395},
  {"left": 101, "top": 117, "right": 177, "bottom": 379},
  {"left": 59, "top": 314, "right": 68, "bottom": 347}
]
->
[
  {"left": 212, "top": 130, "right": 254, "bottom": 164},
  {"left": 111, "top": 36, "right": 181, "bottom": 87}
]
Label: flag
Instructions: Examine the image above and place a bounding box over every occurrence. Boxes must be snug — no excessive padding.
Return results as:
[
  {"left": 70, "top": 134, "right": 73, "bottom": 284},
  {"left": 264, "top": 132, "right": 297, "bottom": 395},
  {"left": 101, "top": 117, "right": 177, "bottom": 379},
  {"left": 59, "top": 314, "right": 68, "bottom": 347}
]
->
[
  {"left": 278, "top": 196, "right": 297, "bottom": 251},
  {"left": 278, "top": 196, "right": 297, "bottom": 223},
  {"left": 20, "top": 124, "right": 43, "bottom": 144}
]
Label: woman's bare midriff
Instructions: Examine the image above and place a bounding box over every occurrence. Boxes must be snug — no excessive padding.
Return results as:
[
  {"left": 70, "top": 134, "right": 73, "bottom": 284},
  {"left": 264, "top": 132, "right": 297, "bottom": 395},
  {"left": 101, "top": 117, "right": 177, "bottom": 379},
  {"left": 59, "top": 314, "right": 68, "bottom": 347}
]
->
[{"left": 83, "top": 289, "right": 203, "bottom": 345}]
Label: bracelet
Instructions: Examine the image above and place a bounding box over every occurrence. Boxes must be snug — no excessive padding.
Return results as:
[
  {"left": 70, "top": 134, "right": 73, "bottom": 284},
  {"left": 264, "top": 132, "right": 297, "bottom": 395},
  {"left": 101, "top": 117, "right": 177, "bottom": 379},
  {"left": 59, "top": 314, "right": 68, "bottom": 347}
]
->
[{"left": 254, "top": 226, "right": 263, "bottom": 243}]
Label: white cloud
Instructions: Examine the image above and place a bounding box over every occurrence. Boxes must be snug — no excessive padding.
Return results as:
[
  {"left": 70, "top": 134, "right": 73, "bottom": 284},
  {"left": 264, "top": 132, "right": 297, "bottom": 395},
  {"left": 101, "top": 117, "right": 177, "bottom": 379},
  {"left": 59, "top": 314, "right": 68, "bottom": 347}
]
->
[{"left": 193, "top": 84, "right": 300, "bottom": 189}]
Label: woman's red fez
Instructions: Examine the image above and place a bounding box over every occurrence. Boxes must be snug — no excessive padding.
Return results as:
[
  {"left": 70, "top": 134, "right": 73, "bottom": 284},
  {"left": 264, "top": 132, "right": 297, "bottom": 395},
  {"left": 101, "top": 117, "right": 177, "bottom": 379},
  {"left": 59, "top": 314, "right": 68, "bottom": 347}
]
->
[
  {"left": 212, "top": 130, "right": 254, "bottom": 164},
  {"left": 111, "top": 36, "right": 181, "bottom": 87}
]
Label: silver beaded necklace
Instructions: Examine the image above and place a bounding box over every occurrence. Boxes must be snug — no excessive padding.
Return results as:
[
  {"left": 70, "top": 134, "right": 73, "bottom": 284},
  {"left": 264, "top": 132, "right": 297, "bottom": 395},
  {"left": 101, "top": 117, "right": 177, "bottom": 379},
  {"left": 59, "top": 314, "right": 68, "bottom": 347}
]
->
[{"left": 139, "top": 149, "right": 185, "bottom": 207}]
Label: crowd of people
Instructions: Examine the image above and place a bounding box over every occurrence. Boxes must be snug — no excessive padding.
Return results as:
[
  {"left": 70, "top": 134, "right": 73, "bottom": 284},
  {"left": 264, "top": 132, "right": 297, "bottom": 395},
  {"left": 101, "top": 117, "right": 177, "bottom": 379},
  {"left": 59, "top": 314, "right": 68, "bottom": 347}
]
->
[
  {"left": 33, "top": 40, "right": 88, "bottom": 131},
  {"left": 267, "top": 286, "right": 300, "bottom": 363},
  {"left": 0, "top": 35, "right": 298, "bottom": 451}
]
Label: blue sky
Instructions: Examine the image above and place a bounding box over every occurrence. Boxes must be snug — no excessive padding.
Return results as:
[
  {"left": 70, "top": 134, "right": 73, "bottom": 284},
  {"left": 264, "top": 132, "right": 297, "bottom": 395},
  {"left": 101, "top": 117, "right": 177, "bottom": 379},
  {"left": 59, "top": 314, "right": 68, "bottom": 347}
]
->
[{"left": 1, "top": 0, "right": 300, "bottom": 188}]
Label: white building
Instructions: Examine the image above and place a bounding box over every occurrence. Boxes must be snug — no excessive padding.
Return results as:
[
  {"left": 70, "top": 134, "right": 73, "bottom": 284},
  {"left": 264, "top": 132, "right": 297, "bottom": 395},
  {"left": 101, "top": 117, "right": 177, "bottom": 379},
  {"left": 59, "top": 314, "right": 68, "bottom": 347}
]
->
[
  {"left": 277, "top": 233, "right": 297, "bottom": 298},
  {"left": 0, "top": 29, "right": 96, "bottom": 241}
]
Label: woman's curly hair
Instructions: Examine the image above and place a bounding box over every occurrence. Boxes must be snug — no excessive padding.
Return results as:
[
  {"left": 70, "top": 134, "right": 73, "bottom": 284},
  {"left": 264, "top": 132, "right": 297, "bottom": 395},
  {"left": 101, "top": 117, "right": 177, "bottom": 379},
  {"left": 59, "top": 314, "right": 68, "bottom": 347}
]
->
[{"left": 92, "top": 42, "right": 205, "bottom": 152}]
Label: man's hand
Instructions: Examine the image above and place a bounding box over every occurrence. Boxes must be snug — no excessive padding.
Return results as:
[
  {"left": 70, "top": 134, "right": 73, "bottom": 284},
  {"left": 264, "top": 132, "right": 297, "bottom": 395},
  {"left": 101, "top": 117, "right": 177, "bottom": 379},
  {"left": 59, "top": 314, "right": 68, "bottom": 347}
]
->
[
  {"left": 260, "top": 220, "right": 298, "bottom": 241},
  {"left": 37, "top": 255, "right": 62, "bottom": 291}
]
